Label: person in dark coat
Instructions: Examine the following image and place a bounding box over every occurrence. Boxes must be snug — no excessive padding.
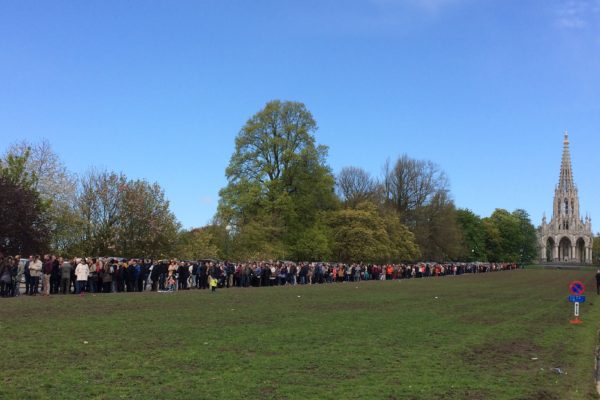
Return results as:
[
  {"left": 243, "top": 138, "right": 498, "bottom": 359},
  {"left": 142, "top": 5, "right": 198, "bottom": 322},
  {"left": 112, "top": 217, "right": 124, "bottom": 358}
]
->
[
  {"left": 191, "top": 262, "right": 199, "bottom": 288},
  {"left": 178, "top": 262, "right": 189, "bottom": 290},
  {"left": 125, "top": 261, "right": 136, "bottom": 292},
  {"left": 150, "top": 261, "right": 168, "bottom": 291},
  {"left": 198, "top": 262, "right": 208, "bottom": 290},
  {"left": 596, "top": 269, "right": 600, "bottom": 295},
  {"left": 51, "top": 257, "right": 61, "bottom": 294},
  {"left": 140, "top": 260, "right": 151, "bottom": 292},
  {"left": 116, "top": 262, "right": 126, "bottom": 292}
]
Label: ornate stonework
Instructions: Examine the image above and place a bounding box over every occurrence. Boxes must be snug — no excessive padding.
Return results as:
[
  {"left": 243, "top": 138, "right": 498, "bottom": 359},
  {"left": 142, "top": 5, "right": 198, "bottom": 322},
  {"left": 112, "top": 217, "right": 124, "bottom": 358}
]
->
[{"left": 538, "top": 132, "right": 592, "bottom": 263}]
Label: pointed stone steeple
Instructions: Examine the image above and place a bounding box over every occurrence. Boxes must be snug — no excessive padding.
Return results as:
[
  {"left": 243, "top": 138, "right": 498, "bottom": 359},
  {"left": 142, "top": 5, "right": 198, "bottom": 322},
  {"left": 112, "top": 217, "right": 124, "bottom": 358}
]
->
[
  {"left": 539, "top": 131, "right": 593, "bottom": 264},
  {"left": 553, "top": 131, "right": 579, "bottom": 227},
  {"left": 558, "top": 131, "right": 575, "bottom": 193}
]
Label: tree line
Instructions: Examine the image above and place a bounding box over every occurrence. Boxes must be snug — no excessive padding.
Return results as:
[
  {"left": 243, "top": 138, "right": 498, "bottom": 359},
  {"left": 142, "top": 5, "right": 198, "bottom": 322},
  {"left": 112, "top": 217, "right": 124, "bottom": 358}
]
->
[
  {"left": 1, "top": 100, "right": 543, "bottom": 263},
  {"left": 216, "top": 100, "right": 539, "bottom": 263}
]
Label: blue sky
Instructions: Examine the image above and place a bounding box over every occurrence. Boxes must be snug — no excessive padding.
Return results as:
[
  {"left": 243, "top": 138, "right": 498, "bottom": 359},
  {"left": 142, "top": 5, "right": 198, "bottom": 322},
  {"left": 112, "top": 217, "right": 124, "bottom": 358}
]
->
[{"left": 1, "top": 0, "right": 599, "bottom": 230}]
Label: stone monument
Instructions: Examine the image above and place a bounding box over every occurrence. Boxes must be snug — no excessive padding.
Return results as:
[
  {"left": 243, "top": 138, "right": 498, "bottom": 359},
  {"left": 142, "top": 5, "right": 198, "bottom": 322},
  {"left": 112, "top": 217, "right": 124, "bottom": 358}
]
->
[{"left": 538, "top": 132, "right": 592, "bottom": 263}]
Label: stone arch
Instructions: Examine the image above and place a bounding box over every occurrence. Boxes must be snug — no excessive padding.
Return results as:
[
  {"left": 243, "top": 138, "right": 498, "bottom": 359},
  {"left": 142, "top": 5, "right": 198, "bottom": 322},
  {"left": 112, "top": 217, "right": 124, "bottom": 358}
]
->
[
  {"left": 545, "top": 237, "right": 555, "bottom": 261},
  {"left": 576, "top": 237, "right": 586, "bottom": 263},
  {"left": 558, "top": 237, "right": 572, "bottom": 262}
]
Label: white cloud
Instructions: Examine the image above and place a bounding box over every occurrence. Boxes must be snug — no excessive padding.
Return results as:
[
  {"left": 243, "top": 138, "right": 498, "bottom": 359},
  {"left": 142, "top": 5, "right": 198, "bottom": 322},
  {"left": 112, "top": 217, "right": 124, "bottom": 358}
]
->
[{"left": 556, "top": 0, "right": 600, "bottom": 29}]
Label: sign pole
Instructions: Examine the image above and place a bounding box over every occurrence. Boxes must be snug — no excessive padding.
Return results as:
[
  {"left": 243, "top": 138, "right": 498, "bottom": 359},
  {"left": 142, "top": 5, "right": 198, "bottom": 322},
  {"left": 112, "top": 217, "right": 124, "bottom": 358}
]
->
[{"left": 570, "top": 302, "right": 582, "bottom": 324}]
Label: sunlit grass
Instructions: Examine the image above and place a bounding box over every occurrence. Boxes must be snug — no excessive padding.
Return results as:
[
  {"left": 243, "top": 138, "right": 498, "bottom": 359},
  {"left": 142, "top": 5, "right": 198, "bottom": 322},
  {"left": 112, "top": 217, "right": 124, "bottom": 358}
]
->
[{"left": 0, "top": 269, "right": 598, "bottom": 399}]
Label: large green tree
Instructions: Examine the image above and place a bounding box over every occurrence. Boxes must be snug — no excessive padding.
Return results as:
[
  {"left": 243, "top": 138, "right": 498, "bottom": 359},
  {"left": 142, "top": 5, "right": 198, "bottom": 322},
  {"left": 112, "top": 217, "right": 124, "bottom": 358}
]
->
[
  {"left": 483, "top": 209, "right": 538, "bottom": 263},
  {"left": 512, "top": 209, "right": 538, "bottom": 263},
  {"left": 456, "top": 208, "right": 487, "bottom": 261},
  {"left": 218, "top": 100, "right": 337, "bottom": 260},
  {"left": 327, "top": 202, "right": 418, "bottom": 263}
]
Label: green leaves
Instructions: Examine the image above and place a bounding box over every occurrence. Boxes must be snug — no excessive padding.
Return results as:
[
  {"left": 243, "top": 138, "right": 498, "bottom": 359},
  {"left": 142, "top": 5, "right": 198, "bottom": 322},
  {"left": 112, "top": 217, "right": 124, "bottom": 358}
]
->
[
  {"left": 218, "top": 100, "right": 337, "bottom": 260},
  {"left": 456, "top": 209, "right": 487, "bottom": 262},
  {"left": 0, "top": 147, "right": 38, "bottom": 190},
  {"left": 482, "top": 209, "right": 538, "bottom": 263},
  {"left": 327, "top": 202, "right": 418, "bottom": 263},
  {"left": 176, "top": 229, "right": 218, "bottom": 260}
]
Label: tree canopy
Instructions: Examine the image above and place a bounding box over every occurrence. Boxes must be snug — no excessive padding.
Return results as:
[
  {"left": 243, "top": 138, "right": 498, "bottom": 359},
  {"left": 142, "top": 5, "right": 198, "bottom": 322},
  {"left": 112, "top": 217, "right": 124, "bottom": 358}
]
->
[
  {"left": 2, "top": 101, "right": 542, "bottom": 263},
  {"left": 0, "top": 151, "right": 50, "bottom": 255},
  {"left": 218, "top": 100, "right": 337, "bottom": 260}
]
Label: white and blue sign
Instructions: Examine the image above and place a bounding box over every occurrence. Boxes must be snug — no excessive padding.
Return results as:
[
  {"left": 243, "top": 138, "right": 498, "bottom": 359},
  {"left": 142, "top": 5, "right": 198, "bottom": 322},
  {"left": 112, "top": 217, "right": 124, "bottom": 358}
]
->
[{"left": 568, "top": 295, "right": 586, "bottom": 303}]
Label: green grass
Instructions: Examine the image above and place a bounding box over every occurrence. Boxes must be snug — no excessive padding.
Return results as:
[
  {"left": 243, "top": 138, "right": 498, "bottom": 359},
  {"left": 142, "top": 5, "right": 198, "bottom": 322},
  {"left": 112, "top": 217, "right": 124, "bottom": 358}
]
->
[{"left": 1, "top": 270, "right": 599, "bottom": 399}]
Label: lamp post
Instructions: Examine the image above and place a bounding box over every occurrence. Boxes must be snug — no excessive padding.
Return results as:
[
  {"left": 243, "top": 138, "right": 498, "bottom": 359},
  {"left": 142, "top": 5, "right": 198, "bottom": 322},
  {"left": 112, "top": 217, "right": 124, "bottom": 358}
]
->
[{"left": 225, "top": 225, "right": 232, "bottom": 260}]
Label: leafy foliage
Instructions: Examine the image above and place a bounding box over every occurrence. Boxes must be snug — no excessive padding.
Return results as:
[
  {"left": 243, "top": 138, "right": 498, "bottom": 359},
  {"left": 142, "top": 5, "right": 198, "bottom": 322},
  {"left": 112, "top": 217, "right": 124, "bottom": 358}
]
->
[
  {"left": 0, "top": 175, "right": 50, "bottom": 255},
  {"left": 592, "top": 234, "right": 600, "bottom": 264},
  {"left": 327, "top": 202, "right": 418, "bottom": 263},
  {"left": 483, "top": 209, "right": 538, "bottom": 263},
  {"left": 0, "top": 150, "right": 50, "bottom": 255},
  {"left": 176, "top": 228, "right": 219, "bottom": 260},
  {"left": 4, "top": 141, "right": 80, "bottom": 253},
  {"left": 456, "top": 208, "right": 487, "bottom": 261},
  {"left": 218, "top": 100, "right": 337, "bottom": 260},
  {"left": 0, "top": 147, "right": 38, "bottom": 189},
  {"left": 118, "top": 179, "right": 180, "bottom": 258},
  {"left": 2, "top": 112, "right": 542, "bottom": 263},
  {"left": 381, "top": 155, "right": 461, "bottom": 261},
  {"left": 76, "top": 170, "right": 180, "bottom": 258}
]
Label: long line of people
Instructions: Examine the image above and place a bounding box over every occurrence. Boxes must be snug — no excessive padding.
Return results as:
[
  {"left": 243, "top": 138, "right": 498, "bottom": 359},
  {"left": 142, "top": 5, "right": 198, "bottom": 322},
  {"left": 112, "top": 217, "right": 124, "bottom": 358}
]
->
[{"left": 0, "top": 251, "right": 520, "bottom": 297}]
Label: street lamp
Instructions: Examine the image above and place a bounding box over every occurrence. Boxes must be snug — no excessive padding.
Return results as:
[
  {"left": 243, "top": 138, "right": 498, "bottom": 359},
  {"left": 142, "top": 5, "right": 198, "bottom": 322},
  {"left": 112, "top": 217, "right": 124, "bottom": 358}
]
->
[{"left": 225, "top": 225, "right": 232, "bottom": 260}]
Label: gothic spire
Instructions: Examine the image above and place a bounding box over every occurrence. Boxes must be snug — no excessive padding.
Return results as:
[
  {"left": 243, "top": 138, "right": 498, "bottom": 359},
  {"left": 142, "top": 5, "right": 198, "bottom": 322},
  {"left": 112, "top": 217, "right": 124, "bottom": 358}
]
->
[{"left": 558, "top": 130, "right": 574, "bottom": 192}]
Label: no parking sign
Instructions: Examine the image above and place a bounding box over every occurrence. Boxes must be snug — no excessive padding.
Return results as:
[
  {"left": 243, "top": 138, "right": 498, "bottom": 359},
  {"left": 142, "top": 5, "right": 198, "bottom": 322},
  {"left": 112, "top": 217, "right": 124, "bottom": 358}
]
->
[
  {"left": 569, "top": 281, "right": 585, "bottom": 295},
  {"left": 568, "top": 281, "right": 585, "bottom": 324}
]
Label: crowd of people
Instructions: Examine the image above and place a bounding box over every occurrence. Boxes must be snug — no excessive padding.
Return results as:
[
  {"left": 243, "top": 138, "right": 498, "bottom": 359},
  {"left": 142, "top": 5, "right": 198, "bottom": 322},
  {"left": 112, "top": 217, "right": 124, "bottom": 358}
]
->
[{"left": 0, "top": 251, "right": 523, "bottom": 298}]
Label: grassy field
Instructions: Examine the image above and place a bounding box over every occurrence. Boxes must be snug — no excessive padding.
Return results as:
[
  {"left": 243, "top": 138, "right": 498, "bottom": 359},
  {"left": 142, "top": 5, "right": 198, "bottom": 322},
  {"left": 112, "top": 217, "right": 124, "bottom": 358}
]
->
[{"left": 0, "top": 269, "right": 599, "bottom": 400}]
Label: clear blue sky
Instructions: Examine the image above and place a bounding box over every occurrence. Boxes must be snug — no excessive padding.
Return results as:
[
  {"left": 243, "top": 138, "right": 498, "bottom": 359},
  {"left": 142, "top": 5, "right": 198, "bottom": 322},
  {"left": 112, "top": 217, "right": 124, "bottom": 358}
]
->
[{"left": 1, "top": 0, "right": 599, "bottom": 230}]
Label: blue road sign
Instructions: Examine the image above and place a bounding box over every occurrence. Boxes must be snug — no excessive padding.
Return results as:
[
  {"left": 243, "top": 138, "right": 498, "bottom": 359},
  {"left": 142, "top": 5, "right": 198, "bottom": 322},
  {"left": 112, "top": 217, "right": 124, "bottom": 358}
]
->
[{"left": 568, "top": 295, "right": 586, "bottom": 303}]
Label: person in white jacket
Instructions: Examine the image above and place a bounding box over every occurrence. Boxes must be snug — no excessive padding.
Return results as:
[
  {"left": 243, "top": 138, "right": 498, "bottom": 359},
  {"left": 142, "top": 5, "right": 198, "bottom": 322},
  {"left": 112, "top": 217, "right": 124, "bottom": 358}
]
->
[{"left": 75, "top": 259, "right": 89, "bottom": 295}]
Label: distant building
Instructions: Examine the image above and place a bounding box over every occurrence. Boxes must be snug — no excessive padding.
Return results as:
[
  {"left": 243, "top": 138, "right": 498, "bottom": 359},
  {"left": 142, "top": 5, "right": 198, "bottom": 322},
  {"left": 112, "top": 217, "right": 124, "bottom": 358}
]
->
[{"left": 538, "top": 132, "right": 592, "bottom": 263}]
